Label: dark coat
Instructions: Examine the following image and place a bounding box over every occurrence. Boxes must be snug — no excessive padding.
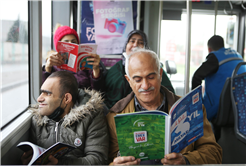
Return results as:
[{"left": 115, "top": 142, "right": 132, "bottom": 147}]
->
[{"left": 29, "top": 89, "right": 109, "bottom": 165}]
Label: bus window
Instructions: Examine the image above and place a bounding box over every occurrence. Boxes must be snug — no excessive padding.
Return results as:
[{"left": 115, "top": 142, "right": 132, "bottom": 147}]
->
[
  {"left": 42, "top": 0, "right": 52, "bottom": 65},
  {"left": 160, "top": 13, "right": 238, "bottom": 96},
  {"left": 0, "top": 0, "right": 29, "bottom": 128}
]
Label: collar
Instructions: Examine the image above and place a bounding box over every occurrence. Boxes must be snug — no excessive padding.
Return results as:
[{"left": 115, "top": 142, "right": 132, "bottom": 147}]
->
[{"left": 134, "top": 88, "right": 166, "bottom": 112}]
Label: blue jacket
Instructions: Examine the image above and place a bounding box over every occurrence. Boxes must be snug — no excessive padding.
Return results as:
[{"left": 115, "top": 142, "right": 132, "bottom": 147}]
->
[{"left": 203, "top": 48, "right": 245, "bottom": 120}]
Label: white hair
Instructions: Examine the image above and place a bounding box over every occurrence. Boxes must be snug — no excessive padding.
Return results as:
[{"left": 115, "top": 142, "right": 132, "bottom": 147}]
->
[{"left": 125, "top": 48, "right": 161, "bottom": 78}]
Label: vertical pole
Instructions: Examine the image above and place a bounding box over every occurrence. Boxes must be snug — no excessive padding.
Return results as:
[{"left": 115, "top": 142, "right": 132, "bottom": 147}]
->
[
  {"left": 77, "top": 0, "right": 81, "bottom": 42},
  {"left": 29, "top": 1, "right": 42, "bottom": 104},
  {"left": 184, "top": 0, "right": 192, "bottom": 94},
  {"left": 136, "top": 0, "right": 141, "bottom": 30},
  {"left": 70, "top": 1, "right": 73, "bottom": 28},
  {"left": 214, "top": 0, "right": 218, "bottom": 35},
  {"left": 157, "top": 1, "right": 163, "bottom": 57}
]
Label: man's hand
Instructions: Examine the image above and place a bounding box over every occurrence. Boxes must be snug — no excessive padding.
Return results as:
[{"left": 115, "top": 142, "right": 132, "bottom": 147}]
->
[
  {"left": 47, "top": 155, "right": 58, "bottom": 165},
  {"left": 21, "top": 150, "right": 33, "bottom": 165},
  {"left": 161, "top": 152, "right": 186, "bottom": 165},
  {"left": 113, "top": 156, "right": 141, "bottom": 165}
]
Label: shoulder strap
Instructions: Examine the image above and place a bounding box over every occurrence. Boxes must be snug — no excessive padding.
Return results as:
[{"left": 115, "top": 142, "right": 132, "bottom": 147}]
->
[{"left": 219, "top": 57, "right": 242, "bottom": 66}]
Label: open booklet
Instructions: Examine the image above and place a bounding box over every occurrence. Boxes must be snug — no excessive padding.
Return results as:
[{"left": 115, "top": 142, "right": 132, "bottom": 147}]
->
[
  {"left": 114, "top": 85, "right": 203, "bottom": 161},
  {"left": 57, "top": 41, "right": 97, "bottom": 73},
  {"left": 17, "top": 141, "right": 76, "bottom": 165}
]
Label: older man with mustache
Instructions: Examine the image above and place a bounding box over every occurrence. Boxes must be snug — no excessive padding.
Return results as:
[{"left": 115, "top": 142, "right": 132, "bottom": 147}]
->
[
  {"left": 104, "top": 30, "right": 175, "bottom": 110},
  {"left": 106, "top": 48, "right": 222, "bottom": 165}
]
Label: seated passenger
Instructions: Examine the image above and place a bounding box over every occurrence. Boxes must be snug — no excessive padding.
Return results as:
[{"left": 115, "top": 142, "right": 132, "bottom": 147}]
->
[
  {"left": 104, "top": 30, "right": 175, "bottom": 109},
  {"left": 106, "top": 48, "right": 222, "bottom": 165},
  {"left": 43, "top": 23, "right": 104, "bottom": 92},
  {"left": 192, "top": 35, "right": 246, "bottom": 121},
  {"left": 21, "top": 71, "right": 108, "bottom": 165}
]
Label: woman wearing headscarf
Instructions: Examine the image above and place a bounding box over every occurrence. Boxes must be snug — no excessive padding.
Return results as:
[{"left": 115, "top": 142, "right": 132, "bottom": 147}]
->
[{"left": 104, "top": 29, "right": 175, "bottom": 109}]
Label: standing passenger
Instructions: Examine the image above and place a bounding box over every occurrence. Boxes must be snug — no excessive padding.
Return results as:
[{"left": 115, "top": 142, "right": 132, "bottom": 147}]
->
[
  {"left": 192, "top": 35, "right": 246, "bottom": 121},
  {"left": 104, "top": 30, "right": 175, "bottom": 109},
  {"left": 43, "top": 23, "right": 104, "bottom": 92}
]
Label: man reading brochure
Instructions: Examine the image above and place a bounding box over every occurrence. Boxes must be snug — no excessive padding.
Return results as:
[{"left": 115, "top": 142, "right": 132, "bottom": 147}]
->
[
  {"left": 106, "top": 48, "right": 222, "bottom": 165},
  {"left": 21, "top": 71, "right": 108, "bottom": 165}
]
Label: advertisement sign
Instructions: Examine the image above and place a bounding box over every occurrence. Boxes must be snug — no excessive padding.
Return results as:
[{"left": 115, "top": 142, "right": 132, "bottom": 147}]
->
[
  {"left": 93, "top": 0, "right": 134, "bottom": 55},
  {"left": 80, "top": 1, "right": 95, "bottom": 43}
]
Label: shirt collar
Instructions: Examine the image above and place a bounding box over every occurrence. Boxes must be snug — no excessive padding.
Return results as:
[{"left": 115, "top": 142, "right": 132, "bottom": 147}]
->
[{"left": 134, "top": 88, "right": 166, "bottom": 112}]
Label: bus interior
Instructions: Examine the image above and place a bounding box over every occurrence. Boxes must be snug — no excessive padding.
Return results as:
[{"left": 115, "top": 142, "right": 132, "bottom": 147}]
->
[{"left": 1, "top": 0, "right": 246, "bottom": 165}]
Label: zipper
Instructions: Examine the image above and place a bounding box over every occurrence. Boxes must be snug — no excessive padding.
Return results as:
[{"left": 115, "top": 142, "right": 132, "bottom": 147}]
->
[{"left": 55, "top": 122, "right": 59, "bottom": 142}]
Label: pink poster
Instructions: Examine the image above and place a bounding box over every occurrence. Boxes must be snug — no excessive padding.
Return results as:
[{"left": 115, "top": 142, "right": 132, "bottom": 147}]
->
[{"left": 93, "top": 0, "right": 133, "bottom": 55}]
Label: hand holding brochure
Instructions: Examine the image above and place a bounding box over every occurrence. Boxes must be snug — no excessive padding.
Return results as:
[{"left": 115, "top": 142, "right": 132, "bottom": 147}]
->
[
  {"left": 17, "top": 141, "right": 76, "bottom": 165},
  {"left": 114, "top": 85, "right": 203, "bottom": 161},
  {"left": 57, "top": 41, "right": 97, "bottom": 72}
]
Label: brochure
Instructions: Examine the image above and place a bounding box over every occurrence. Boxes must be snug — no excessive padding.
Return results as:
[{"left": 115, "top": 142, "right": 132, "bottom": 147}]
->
[
  {"left": 114, "top": 85, "right": 203, "bottom": 161},
  {"left": 57, "top": 41, "right": 97, "bottom": 72},
  {"left": 17, "top": 141, "right": 76, "bottom": 165}
]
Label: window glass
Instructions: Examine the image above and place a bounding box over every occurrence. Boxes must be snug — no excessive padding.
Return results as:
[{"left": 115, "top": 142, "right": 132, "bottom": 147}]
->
[
  {"left": 160, "top": 13, "right": 237, "bottom": 96},
  {"left": 0, "top": 0, "right": 29, "bottom": 128},
  {"left": 42, "top": 0, "right": 52, "bottom": 64}
]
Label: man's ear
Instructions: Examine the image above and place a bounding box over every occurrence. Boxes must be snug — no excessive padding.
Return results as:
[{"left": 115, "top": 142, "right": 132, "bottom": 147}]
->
[
  {"left": 208, "top": 47, "right": 212, "bottom": 53},
  {"left": 64, "top": 93, "right": 72, "bottom": 104},
  {"left": 124, "top": 74, "right": 130, "bottom": 83}
]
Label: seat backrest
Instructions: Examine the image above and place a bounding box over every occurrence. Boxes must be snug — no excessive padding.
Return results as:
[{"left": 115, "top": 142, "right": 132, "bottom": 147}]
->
[
  {"left": 211, "top": 58, "right": 244, "bottom": 127},
  {"left": 230, "top": 62, "right": 246, "bottom": 144},
  {"left": 212, "top": 77, "right": 234, "bottom": 127},
  {"left": 165, "top": 60, "right": 177, "bottom": 75},
  {"left": 213, "top": 62, "right": 246, "bottom": 163}
]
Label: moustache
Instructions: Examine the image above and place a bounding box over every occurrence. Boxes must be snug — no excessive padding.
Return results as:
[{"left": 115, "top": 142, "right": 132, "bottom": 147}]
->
[
  {"left": 131, "top": 47, "right": 140, "bottom": 52},
  {"left": 138, "top": 86, "right": 155, "bottom": 93}
]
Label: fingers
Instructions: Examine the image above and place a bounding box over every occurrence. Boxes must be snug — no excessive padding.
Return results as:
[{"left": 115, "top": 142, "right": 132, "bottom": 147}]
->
[
  {"left": 46, "top": 52, "right": 64, "bottom": 68},
  {"left": 46, "top": 50, "right": 57, "bottom": 60},
  {"left": 21, "top": 150, "right": 33, "bottom": 165},
  {"left": 47, "top": 155, "right": 58, "bottom": 165},
  {"left": 161, "top": 153, "right": 186, "bottom": 165},
  {"left": 86, "top": 53, "right": 100, "bottom": 68},
  {"left": 113, "top": 156, "right": 141, "bottom": 165},
  {"left": 165, "top": 152, "right": 182, "bottom": 159}
]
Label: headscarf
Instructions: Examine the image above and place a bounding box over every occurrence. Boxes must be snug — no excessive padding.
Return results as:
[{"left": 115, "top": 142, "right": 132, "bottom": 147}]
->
[
  {"left": 122, "top": 29, "right": 149, "bottom": 53},
  {"left": 122, "top": 30, "right": 149, "bottom": 65}
]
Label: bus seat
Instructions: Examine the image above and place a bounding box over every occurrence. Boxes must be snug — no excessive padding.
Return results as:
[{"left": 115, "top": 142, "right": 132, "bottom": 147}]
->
[
  {"left": 212, "top": 62, "right": 246, "bottom": 164},
  {"left": 230, "top": 62, "right": 246, "bottom": 144},
  {"left": 165, "top": 60, "right": 177, "bottom": 78},
  {"left": 211, "top": 77, "right": 234, "bottom": 141}
]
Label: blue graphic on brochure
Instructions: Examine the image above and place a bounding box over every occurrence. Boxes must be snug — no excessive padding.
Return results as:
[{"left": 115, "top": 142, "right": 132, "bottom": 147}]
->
[{"left": 170, "top": 86, "right": 203, "bottom": 153}]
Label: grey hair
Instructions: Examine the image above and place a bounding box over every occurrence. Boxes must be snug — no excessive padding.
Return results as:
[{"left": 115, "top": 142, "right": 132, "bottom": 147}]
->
[{"left": 125, "top": 48, "right": 161, "bottom": 78}]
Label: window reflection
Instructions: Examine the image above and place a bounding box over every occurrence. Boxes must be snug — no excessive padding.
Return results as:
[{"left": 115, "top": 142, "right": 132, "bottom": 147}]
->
[
  {"left": 160, "top": 13, "right": 237, "bottom": 96},
  {"left": 0, "top": 0, "right": 29, "bottom": 128}
]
